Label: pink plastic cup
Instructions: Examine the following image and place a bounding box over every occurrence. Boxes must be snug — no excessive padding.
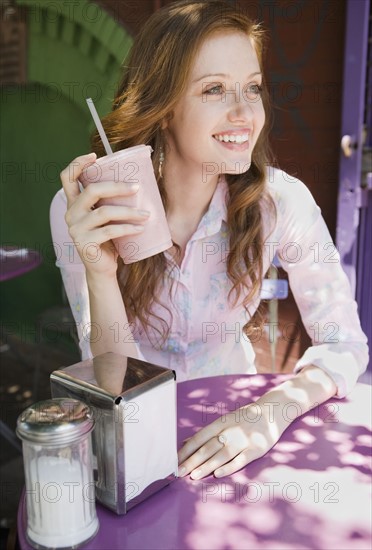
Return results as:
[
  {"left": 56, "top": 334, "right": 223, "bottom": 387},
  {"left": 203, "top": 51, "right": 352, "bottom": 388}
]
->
[{"left": 78, "top": 145, "right": 172, "bottom": 264}]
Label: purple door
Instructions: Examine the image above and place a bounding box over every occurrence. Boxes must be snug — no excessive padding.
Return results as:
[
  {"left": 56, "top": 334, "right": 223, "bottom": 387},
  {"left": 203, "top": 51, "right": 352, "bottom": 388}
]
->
[{"left": 336, "top": 0, "right": 371, "bottom": 361}]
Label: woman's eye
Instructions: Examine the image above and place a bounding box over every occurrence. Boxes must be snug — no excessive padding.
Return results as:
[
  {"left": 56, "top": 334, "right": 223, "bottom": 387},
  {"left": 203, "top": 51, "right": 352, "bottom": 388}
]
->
[
  {"left": 245, "top": 83, "right": 263, "bottom": 99},
  {"left": 204, "top": 85, "right": 224, "bottom": 95}
]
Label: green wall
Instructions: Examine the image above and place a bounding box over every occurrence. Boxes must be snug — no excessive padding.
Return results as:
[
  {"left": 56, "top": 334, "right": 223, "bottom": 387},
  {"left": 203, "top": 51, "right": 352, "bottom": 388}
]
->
[{"left": 1, "top": 0, "right": 132, "bottom": 339}]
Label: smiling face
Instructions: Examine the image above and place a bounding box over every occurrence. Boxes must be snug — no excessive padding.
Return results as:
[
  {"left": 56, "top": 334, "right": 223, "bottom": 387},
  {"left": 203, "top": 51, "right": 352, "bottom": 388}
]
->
[{"left": 162, "top": 31, "right": 266, "bottom": 182}]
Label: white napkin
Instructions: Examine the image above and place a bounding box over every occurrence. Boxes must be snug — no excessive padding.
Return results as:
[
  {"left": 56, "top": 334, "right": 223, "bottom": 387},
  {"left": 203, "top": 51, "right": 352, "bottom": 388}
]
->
[{"left": 123, "top": 378, "right": 178, "bottom": 502}]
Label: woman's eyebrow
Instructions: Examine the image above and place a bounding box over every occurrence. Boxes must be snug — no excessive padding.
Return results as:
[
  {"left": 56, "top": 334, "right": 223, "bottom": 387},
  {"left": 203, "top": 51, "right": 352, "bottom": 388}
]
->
[{"left": 192, "top": 71, "right": 262, "bottom": 83}]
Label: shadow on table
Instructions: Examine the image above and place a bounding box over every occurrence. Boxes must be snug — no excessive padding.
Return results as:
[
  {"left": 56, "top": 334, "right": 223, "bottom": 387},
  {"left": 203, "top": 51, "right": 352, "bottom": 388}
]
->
[
  {"left": 177, "top": 374, "right": 370, "bottom": 475},
  {"left": 172, "top": 374, "right": 371, "bottom": 550}
]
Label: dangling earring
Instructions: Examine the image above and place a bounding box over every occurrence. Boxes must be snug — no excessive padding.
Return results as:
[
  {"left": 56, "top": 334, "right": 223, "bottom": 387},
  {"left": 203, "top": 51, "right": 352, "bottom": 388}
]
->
[{"left": 159, "top": 145, "right": 164, "bottom": 179}]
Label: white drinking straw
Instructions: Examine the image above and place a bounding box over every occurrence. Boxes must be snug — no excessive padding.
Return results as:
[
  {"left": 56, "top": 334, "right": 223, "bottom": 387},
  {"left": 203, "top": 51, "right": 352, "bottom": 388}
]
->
[{"left": 86, "top": 97, "right": 113, "bottom": 155}]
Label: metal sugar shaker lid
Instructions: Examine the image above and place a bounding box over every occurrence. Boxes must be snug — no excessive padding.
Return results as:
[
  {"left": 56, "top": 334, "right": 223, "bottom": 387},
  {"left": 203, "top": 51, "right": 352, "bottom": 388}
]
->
[{"left": 16, "top": 398, "right": 94, "bottom": 445}]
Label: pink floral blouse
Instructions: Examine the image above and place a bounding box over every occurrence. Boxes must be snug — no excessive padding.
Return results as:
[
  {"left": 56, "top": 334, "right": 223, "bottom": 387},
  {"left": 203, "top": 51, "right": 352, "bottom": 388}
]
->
[{"left": 50, "top": 167, "right": 368, "bottom": 398}]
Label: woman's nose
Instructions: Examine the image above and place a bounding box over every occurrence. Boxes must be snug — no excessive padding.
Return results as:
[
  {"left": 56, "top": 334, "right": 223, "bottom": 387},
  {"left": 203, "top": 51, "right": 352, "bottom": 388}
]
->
[{"left": 226, "top": 84, "right": 256, "bottom": 121}]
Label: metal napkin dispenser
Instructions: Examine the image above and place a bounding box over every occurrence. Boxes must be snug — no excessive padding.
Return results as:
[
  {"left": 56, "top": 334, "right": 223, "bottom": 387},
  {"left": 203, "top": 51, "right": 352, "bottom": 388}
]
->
[{"left": 50, "top": 352, "right": 177, "bottom": 515}]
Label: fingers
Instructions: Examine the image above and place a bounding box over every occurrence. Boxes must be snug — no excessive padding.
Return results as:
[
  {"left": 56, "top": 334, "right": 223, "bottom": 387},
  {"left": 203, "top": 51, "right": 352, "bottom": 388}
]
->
[
  {"left": 75, "top": 180, "right": 140, "bottom": 212},
  {"left": 60, "top": 153, "right": 97, "bottom": 206},
  {"left": 64, "top": 183, "right": 146, "bottom": 236},
  {"left": 178, "top": 421, "right": 223, "bottom": 465},
  {"left": 178, "top": 421, "right": 273, "bottom": 480},
  {"left": 67, "top": 205, "right": 150, "bottom": 249},
  {"left": 178, "top": 434, "right": 235, "bottom": 479},
  {"left": 179, "top": 436, "right": 265, "bottom": 480},
  {"left": 79, "top": 222, "right": 146, "bottom": 248},
  {"left": 83, "top": 205, "right": 150, "bottom": 231},
  {"left": 213, "top": 448, "right": 264, "bottom": 478},
  {"left": 183, "top": 435, "right": 224, "bottom": 470},
  {"left": 178, "top": 404, "right": 280, "bottom": 481},
  {"left": 60, "top": 151, "right": 141, "bottom": 211}
]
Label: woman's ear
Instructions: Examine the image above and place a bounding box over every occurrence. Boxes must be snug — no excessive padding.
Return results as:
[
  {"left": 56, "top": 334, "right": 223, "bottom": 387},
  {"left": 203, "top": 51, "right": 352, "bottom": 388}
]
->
[{"left": 161, "top": 111, "right": 173, "bottom": 130}]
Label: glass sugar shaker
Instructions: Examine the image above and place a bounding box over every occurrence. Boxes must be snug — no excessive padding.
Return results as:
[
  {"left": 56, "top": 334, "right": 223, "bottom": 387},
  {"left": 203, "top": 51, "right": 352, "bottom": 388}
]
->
[{"left": 17, "top": 398, "right": 99, "bottom": 549}]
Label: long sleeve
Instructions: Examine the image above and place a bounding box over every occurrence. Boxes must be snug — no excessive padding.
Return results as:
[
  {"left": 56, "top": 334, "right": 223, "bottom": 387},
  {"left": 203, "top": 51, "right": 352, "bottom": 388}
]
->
[
  {"left": 50, "top": 189, "right": 146, "bottom": 362},
  {"left": 50, "top": 189, "right": 93, "bottom": 360},
  {"left": 269, "top": 168, "right": 369, "bottom": 398}
]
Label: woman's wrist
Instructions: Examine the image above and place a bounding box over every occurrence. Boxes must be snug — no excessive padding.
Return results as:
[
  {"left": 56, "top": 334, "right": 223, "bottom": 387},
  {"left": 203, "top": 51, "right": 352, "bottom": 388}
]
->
[
  {"left": 255, "top": 365, "right": 337, "bottom": 433},
  {"left": 86, "top": 269, "right": 118, "bottom": 292}
]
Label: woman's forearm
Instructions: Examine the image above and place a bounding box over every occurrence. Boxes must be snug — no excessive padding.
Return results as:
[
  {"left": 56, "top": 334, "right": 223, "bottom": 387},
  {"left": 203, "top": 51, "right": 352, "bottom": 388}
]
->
[
  {"left": 86, "top": 271, "right": 139, "bottom": 359},
  {"left": 255, "top": 365, "right": 338, "bottom": 438}
]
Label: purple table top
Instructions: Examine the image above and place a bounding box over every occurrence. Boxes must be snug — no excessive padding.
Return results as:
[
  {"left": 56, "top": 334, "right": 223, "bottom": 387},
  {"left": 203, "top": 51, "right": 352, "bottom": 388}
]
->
[
  {"left": 0, "top": 248, "right": 42, "bottom": 282},
  {"left": 18, "top": 374, "right": 372, "bottom": 550}
]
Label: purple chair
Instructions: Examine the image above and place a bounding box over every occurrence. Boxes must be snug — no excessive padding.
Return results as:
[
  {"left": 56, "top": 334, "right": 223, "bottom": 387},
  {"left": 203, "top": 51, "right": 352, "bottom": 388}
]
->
[{"left": 260, "top": 255, "right": 289, "bottom": 372}]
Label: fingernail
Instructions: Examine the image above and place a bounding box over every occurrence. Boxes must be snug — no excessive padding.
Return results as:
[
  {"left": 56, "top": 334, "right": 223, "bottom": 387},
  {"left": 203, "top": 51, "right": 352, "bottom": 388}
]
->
[
  {"left": 214, "top": 468, "right": 224, "bottom": 478},
  {"left": 86, "top": 152, "right": 96, "bottom": 158},
  {"left": 178, "top": 466, "right": 186, "bottom": 477},
  {"left": 133, "top": 225, "right": 145, "bottom": 232},
  {"left": 129, "top": 183, "right": 140, "bottom": 191},
  {"left": 138, "top": 209, "right": 150, "bottom": 217},
  {"left": 191, "top": 469, "right": 202, "bottom": 480}
]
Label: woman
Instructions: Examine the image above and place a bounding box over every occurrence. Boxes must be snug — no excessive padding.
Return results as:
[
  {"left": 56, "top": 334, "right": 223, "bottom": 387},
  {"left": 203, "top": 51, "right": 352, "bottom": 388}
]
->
[{"left": 53, "top": 0, "right": 368, "bottom": 479}]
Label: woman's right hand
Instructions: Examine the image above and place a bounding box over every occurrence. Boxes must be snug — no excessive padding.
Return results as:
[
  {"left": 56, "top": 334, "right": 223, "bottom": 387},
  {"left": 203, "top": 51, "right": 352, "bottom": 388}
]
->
[{"left": 60, "top": 153, "right": 150, "bottom": 278}]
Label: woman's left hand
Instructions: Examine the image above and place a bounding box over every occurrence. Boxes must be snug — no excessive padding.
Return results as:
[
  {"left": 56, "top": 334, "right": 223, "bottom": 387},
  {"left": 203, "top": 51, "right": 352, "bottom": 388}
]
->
[{"left": 177, "top": 401, "right": 283, "bottom": 479}]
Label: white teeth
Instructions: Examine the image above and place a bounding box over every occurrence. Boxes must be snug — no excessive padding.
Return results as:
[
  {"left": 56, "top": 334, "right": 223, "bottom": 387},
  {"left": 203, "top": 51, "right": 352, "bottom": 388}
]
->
[{"left": 215, "top": 133, "right": 249, "bottom": 143}]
